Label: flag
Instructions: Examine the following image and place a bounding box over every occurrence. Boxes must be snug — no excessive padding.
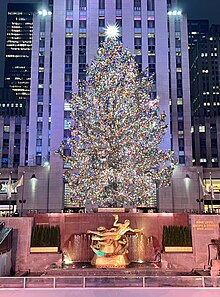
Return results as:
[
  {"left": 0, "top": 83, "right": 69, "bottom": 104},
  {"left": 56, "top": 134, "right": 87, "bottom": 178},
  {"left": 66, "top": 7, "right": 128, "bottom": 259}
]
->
[
  {"left": 7, "top": 173, "right": 12, "bottom": 199},
  {"left": 198, "top": 173, "right": 209, "bottom": 196},
  {"left": 209, "top": 172, "right": 215, "bottom": 200},
  {"left": 13, "top": 174, "right": 24, "bottom": 190}
]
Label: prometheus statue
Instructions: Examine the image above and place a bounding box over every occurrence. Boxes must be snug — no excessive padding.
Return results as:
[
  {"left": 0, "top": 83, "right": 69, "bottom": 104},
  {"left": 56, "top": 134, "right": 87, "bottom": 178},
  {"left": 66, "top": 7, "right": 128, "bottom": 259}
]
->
[{"left": 87, "top": 214, "right": 143, "bottom": 268}]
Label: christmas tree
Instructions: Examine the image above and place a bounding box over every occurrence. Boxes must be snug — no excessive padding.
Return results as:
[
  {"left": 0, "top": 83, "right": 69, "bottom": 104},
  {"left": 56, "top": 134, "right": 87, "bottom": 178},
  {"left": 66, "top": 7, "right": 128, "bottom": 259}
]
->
[{"left": 58, "top": 26, "right": 175, "bottom": 208}]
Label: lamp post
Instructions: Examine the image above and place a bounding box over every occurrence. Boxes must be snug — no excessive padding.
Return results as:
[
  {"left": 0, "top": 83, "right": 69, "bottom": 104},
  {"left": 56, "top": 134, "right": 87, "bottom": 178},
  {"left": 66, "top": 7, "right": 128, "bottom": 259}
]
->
[
  {"left": 30, "top": 173, "right": 37, "bottom": 213},
  {"left": 196, "top": 172, "right": 203, "bottom": 214},
  {"left": 43, "top": 160, "right": 50, "bottom": 213},
  {"left": 19, "top": 198, "right": 26, "bottom": 216},
  {"left": 46, "top": 162, "right": 50, "bottom": 213},
  {"left": 18, "top": 172, "right": 26, "bottom": 216},
  {"left": 171, "top": 178, "right": 175, "bottom": 213}
]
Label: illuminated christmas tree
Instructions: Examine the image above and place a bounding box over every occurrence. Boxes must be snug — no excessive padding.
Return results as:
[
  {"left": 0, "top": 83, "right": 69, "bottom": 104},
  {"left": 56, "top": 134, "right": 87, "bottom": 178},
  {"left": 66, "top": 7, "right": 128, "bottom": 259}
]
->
[{"left": 58, "top": 26, "right": 175, "bottom": 208}]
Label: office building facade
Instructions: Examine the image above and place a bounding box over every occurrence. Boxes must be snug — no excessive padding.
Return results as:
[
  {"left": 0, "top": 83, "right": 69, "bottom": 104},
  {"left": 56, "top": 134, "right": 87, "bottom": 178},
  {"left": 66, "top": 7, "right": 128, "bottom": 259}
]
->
[
  {"left": 189, "top": 23, "right": 220, "bottom": 167},
  {"left": 0, "top": 1, "right": 41, "bottom": 105},
  {"left": 0, "top": 1, "right": 41, "bottom": 170},
  {"left": 188, "top": 19, "right": 209, "bottom": 50},
  {"left": 0, "top": 88, "right": 28, "bottom": 169},
  {"left": 28, "top": 0, "right": 192, "bottom": 211},
  {"left": 4, "top": 3, "right": 34, "bottom": 106}
]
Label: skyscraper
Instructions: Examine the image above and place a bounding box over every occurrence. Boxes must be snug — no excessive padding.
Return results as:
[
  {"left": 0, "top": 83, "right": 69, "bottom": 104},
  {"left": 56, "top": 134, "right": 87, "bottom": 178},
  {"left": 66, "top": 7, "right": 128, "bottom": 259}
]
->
[
  {"left": 5, "top": 3, "right": 33, "bottom": 106},
  {"left": 28, "top": 0, "right": 192, "bottom": 211},
  {"left": 0, "top": 0, "right": 41, "bottom": 169},
  {"left": 189, "top": 23, "right": 220, "bottom": 167},
  {"left": 188, "top": 19, "right": 209, "bottom": 50}
]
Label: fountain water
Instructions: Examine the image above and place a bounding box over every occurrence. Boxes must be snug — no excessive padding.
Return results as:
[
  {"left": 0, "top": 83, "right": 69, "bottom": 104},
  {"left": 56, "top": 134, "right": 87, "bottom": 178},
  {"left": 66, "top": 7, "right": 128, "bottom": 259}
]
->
[
  {"left": 63, "top": 234, "right": 93, "bottom": 263},
  {"left": 63, "top": 233, "right": 158, "bottom": 264}
]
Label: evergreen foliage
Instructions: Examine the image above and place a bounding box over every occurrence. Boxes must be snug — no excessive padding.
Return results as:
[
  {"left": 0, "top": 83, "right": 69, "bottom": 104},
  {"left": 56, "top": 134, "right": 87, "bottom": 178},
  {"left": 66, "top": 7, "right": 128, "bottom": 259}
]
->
[
  {"left": 162, "top": 225, "right": 192, "bottom": 247},
  {"left": 58, "top": 35, "right": 175, "bottom": 207},
  {"left": 31, "top": 225, "right": 60, "bottom": 247}
]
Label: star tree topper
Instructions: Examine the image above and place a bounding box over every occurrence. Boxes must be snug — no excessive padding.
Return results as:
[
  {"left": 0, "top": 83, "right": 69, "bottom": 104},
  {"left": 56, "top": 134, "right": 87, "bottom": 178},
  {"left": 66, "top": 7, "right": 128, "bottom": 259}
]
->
[{"left": 104, "top": 23, "right": 120, "bottom": 40}]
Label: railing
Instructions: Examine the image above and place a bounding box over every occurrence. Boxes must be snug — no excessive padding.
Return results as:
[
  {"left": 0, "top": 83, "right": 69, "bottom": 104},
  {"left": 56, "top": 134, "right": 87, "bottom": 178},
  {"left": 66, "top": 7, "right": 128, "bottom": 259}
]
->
[{"left": 0, "top": 275, "right": 219, "bottom": 288}]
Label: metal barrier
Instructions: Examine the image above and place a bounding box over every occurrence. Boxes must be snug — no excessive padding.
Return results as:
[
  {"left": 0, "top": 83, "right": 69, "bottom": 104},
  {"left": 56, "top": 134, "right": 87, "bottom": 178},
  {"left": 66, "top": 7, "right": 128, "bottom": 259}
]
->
[{"left": 0, "top": 275, "right": 219, "bottom": 289}]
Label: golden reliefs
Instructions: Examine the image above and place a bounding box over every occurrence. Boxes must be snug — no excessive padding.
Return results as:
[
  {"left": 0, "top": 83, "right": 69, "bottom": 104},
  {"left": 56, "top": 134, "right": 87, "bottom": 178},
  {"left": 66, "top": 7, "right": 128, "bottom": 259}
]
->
[{"left": 87, "top": 215, "right": 143, "bottom": 268}]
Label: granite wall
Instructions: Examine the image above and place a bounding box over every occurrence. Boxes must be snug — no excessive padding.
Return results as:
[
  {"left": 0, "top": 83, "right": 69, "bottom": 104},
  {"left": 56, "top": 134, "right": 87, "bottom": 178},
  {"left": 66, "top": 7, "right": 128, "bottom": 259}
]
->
[{"left": 3, "top": 213, "right": 218, "bottom": 273}]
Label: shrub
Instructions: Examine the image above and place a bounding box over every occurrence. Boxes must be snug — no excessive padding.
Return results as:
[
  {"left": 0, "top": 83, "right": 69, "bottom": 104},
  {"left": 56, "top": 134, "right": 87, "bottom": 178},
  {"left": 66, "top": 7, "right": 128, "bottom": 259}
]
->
[
  {"left": 163, "top": 225, "right": 192, "bottom": 247},
  {"left": 31, "top": 225, "right": 60, "bottom": 247}
]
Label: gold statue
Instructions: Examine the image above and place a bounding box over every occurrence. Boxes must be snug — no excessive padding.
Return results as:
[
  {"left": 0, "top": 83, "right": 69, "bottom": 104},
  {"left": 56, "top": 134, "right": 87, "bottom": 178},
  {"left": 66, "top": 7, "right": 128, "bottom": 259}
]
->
[{"left": 87, "top": 215, "right": 143, "bottom": 268}]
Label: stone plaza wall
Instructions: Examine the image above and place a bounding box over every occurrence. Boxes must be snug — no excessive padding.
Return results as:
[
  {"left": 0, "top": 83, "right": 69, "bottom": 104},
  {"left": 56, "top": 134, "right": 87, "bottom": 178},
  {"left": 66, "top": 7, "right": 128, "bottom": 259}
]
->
[
  {"left": 191, "top": 214, "right": 220, "bottom": 268},
  {"left": 8, "top": 212, "right": 188, "bottom": 271},
  {"left": 30, "top": 212, "right": 189, "bottom": 251},
  {"left": 1, "top": 218, "right": 34, "bottom": 273},
  {"left": 161, "top": 215, "right": 220, "bottom": 271},
  {"left": 2, "top": 214, "right": 220, "bottom": 273},
  {"left": 1, "top": 218, "right": 62, "bottom": 273}
]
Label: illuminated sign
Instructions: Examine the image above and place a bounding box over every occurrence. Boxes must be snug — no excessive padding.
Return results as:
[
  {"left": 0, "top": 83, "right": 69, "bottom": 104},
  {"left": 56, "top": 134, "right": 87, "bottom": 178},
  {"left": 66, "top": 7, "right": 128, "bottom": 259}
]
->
[
  {"left": 192, "top": 220, "right": 219, "bottom": 231},
  {"left": 204, "top": 179, "right": 220, "bottom": 193},
  {"left": 0, "top": 180, "right": 17, "bottom": 195},
  {"left": 0, "top": 205, "right": 13, "bottom": 210}
]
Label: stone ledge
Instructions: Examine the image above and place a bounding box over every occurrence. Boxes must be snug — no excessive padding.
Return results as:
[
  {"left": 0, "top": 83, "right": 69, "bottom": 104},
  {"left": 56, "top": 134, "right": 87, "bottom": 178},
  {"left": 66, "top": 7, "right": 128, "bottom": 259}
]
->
[
  {"left": 164, "top": 246, "right": 193, "bottom": 253},
  {"left": 30, "top": 247, "right": 59, "bottom": 253}
]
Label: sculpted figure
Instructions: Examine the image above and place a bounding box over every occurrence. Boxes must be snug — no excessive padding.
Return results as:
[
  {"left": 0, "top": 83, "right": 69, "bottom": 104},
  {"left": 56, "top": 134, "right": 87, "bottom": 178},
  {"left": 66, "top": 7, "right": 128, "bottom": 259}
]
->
[
  {"left": 87, "top": 215, "right": 143, "bottom": 267},
  {"left": 88, "top": 214, "right": 142, "bottom": 241}
]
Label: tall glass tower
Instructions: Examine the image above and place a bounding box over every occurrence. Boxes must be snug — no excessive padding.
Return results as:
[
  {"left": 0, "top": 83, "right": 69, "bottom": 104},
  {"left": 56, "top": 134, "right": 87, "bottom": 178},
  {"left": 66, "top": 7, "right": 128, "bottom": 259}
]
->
[{"left": 5, "top": 4, "right": 34, "bottom": 104}]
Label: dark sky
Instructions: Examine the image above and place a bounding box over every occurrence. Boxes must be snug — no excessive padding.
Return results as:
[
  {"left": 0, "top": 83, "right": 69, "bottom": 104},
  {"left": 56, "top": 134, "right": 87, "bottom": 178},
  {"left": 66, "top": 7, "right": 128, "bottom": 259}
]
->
[{"left": 179, "top": 0, "right": 220, "bottom": 24}]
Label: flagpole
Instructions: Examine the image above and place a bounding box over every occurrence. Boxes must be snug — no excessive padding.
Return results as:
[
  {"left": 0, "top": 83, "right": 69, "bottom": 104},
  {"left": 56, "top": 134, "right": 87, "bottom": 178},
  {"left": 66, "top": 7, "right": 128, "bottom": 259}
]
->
[
  {"left": 21, "top": 172, "right": 25, "bottom": 217},
  {"left": 8, "top": 172, "right": 12, "bottom": 216},
  {"left": 197, "top": 172, "right": 201, "bottom": 214},
  {"left": 210, "top": 172, "right": 214, "bottom": 213}
]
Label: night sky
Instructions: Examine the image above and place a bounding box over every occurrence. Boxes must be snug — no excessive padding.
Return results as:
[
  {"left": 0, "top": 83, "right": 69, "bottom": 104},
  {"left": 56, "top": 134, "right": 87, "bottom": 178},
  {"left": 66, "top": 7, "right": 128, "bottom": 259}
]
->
[{"left": 179, "top": 0, "right": 220, "bottom": 24}]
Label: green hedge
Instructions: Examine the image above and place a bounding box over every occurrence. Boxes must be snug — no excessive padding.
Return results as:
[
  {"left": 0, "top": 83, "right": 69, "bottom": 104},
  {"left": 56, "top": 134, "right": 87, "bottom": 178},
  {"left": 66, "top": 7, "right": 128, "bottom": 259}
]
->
[
  {"left": 163, "top": 225, "right": 192, "bottom": 247},
  {"left": 31, "top": 225, "right": 60, "bottom": 247}
]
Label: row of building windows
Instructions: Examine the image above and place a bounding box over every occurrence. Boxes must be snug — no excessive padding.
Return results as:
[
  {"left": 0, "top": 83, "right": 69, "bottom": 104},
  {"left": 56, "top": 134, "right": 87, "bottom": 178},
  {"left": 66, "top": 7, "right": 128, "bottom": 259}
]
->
[
  {"left": 65, "top": 0, "right": 155, "bottom": 11},
  {"left": 201, "top": 52, "right": 218, "bottom": 57}
]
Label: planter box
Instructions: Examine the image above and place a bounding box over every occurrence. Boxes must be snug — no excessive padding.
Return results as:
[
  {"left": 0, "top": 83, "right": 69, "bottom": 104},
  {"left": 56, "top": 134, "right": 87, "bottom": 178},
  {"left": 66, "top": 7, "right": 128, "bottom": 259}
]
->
[
  {"left": 164, "top": 246, "right": 193, "bottom": 253},
  {"left": 30, "top": 247, "right": 59, "bottom": 253}
]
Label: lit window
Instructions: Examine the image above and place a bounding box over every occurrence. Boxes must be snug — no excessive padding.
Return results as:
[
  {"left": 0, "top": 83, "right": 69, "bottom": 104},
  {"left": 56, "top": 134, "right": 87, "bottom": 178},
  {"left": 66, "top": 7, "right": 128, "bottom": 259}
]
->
[
  {"left": 199, "top": 126, "right": 205, "bottom": 132},
  {"left": 200, "top": 158, "right": 207, "bottom": 163},
  {"left": 177, "top": 98, "right": 183, "bottom": 105},
  {"left": 212, "top": 158, "right": 218, "bottom": 163},
  {"left": 4, "top": 126, "right": 10, "bottom": 133},
  {"left": 64, "top": 102, "right": 71, "bottom": 110},
  {"left": 64, "top": 119, "right": 71, "bottom": 129}
]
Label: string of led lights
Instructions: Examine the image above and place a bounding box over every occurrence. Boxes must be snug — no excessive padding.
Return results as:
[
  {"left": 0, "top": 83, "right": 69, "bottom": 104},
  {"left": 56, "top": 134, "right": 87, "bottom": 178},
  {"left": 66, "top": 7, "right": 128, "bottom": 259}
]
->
[{"left": 58, "top": 26, "right": 176, "bottom": 207}]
